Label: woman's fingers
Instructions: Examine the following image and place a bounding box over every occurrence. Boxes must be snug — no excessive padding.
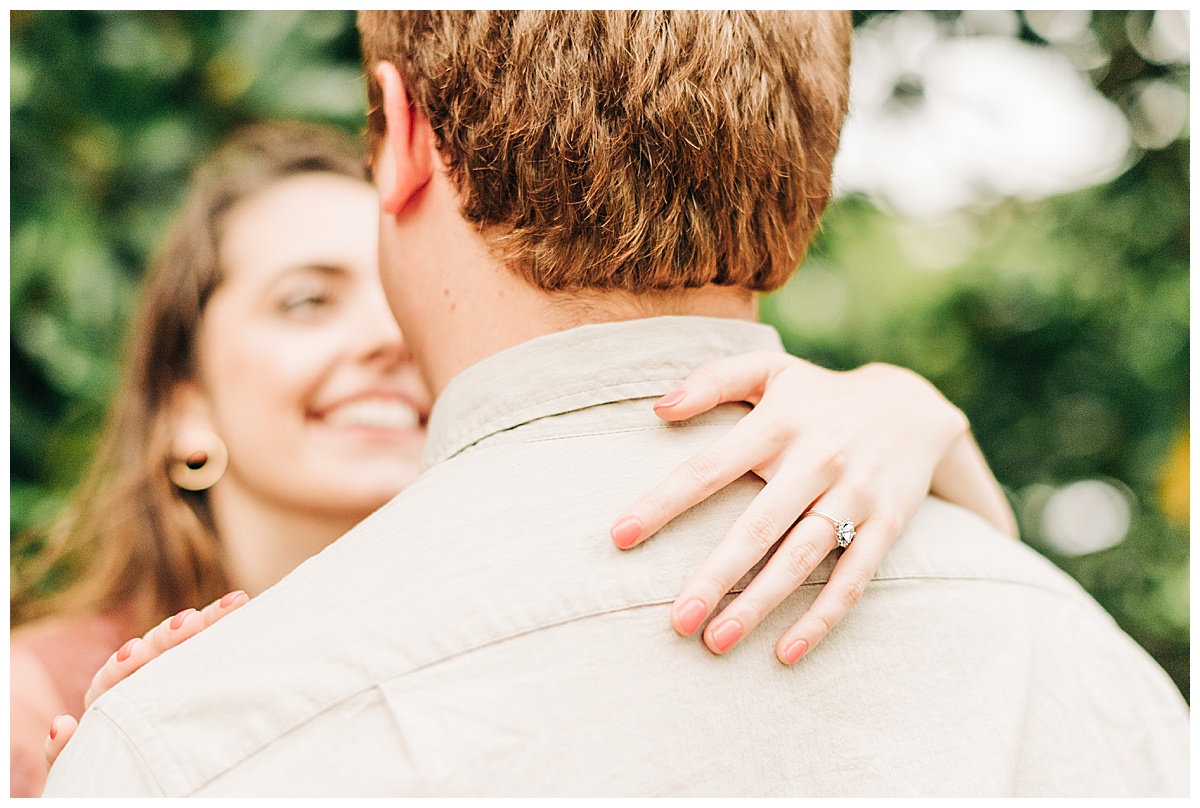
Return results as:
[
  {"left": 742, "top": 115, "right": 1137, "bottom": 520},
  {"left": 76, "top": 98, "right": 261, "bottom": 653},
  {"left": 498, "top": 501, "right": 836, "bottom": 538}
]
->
[
  {"left": 46, "top": 595, "right": 242, "bottom": 770},
  {"left": 696, "top": 511, "right": 841, "bottom": 655},
  {"left": 143, "top": 589, "right": 247, "bottom": 655},
  {"left": 651, "top": 351, "right": 793, "bottom": 422},
  {"left": 84, "top": 591, "right": 248, "bottom": 711},
  {"left": 82, "top": 635, "right": 156, "bottom": 710},
  {"left": 775, "top": 520, "right": 894, "bottom": 664},
  {"left": 611, "top": 411, "right": 789, "bottom": 549},
  {"left": 47, "top": 593, "right": 243, "bottom": 772},
  {"left": 44, "top": 714, "right": 78, "bottom": 768},
  {"left": 85, "top": 604, "right": 211, "bottom": 709},
  {"left": 199, "top": 589, "right": 249, "bottom": 627},
  {"left": 141, "top": 607, "right": 207, "bottom": 657},
  {"left": 667, "top": 476, "right": 831, "bottom": 638},
  {"left": 610, "top": 352, "right": 997, "bottom": 665}
]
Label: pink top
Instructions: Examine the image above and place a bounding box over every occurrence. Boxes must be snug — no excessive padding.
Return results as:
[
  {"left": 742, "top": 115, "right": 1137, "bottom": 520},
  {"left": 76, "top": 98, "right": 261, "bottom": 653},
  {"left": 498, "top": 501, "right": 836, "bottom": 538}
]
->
[{"left": 9, "top": 612, "right": 133, "bottom": 797}]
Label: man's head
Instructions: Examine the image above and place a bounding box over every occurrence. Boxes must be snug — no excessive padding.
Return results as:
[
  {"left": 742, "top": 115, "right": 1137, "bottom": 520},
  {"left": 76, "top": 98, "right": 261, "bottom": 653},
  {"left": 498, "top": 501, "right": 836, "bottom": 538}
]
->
[
  {"left": 359, "top": 10, "right": 851, "bottom": 294},
  {"left": 359, "top": 11, "right": 851, "bottom": 396}
]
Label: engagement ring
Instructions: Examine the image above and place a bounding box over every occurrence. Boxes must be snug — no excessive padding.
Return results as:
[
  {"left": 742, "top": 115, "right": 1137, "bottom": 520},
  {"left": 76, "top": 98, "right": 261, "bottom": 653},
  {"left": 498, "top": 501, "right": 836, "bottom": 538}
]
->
[{"left": 808, "top": 510, "right": 856, "bottom": 548}]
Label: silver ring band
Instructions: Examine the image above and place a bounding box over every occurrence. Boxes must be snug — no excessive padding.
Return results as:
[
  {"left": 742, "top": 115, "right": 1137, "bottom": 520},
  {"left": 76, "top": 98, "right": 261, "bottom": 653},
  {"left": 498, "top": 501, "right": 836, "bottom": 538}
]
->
[{"left": 808, "top": 510, "right": 856, "bottom": 548}]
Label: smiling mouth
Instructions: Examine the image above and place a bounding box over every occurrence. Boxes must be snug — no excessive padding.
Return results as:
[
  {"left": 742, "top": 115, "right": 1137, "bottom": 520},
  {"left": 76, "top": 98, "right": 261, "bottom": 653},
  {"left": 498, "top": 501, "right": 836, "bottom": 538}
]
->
[{"left": 322, "top": 398, "right": 423, "bottom": 431}]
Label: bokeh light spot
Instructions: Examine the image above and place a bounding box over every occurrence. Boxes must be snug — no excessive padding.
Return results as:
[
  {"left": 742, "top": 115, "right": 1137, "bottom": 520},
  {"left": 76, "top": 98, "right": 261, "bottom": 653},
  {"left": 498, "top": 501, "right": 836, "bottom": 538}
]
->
[
  {"left": 1041, "top": 479, "right": 1133, "bottom": 556},
  {"left": 1023, "top": 10, "right": 1092, "bottom": 44},
  {"left": 1127, "top": 10, "right": 1191, "bottom": 66},
  {"left": 958, "top": 10, "right": 1020, "bottom": 38},
  {"left": 1125, "top": 79, "right": 1190, "bottom": 150}
]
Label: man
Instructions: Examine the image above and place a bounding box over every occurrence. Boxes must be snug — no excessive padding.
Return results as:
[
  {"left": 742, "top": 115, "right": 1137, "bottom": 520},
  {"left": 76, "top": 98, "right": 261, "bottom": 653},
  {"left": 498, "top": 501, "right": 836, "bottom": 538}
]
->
[{"left": 45, "top": 11, "right": 1187, "bottom": 796}]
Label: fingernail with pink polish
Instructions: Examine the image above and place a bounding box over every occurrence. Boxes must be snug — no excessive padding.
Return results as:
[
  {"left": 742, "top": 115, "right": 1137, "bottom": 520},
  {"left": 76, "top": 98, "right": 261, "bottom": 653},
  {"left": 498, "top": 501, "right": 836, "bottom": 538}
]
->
[
  {"left": 654, "top": 389, "right": 686, "bottom": 409},
  {"left": 50, "top": 715, "right": 64, "bottom": 741},
  {"left": 169, "top": 608, "right": 196, "bottom": 631},
  {"left": 116, "top": 638, "right": 138, "bottom": 663},
  {"left": 783, "top": 639, "right": 809, "bottom": 665},
  {"left": 676, "top": 599, "right": 708, "bottom": 635},
  {"left": 610, "top": 516, "right": 642, "bottom": 549},
  {"left": 219, "top": 590, "right": 246, "bottom": 609},
  {"left": 710, "top": 620, "right": 743, "bottom": 653}
]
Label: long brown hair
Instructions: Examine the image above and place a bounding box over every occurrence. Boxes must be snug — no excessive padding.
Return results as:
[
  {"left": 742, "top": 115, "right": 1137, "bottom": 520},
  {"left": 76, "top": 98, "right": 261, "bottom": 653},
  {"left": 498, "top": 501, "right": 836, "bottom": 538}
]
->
[{"left": 12, "top": 122, "right": 369, "bottom": 634}]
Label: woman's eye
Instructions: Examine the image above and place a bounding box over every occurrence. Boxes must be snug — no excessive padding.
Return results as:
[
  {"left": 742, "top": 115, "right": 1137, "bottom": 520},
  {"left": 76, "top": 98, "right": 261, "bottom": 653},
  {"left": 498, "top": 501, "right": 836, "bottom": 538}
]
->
[{"left": 279, "top": 289, "right": 334, "bottom": 314}]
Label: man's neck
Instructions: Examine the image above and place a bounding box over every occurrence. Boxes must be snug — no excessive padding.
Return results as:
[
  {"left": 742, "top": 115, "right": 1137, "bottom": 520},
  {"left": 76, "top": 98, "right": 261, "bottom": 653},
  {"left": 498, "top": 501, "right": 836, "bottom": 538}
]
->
[
  {"left": 414, "top": 277, "right": 757, "bottom": 399},
  {"left": 379, "top": 166, "right": 758, "bottom": 399}
]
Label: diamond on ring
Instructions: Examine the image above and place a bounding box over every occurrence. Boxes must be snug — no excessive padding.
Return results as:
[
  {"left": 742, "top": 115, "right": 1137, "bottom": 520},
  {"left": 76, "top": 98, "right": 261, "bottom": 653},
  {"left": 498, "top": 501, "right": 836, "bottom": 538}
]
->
[{"left": 809, "top": 510, "right": 856, "bottom": 548}]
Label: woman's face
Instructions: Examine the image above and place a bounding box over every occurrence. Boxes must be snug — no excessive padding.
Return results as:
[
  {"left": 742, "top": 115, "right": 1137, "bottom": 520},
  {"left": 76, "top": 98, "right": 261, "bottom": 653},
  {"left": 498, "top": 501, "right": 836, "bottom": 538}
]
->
[{"left": 187, "top": 171, "right": 430, "bottom": 520}]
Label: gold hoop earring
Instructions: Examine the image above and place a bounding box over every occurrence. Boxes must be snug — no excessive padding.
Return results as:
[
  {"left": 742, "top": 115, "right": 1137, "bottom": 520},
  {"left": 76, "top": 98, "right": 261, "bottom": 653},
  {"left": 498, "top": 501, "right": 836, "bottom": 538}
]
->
[{"left": 168, "top": 430, "right": 228, "bottom": 491}]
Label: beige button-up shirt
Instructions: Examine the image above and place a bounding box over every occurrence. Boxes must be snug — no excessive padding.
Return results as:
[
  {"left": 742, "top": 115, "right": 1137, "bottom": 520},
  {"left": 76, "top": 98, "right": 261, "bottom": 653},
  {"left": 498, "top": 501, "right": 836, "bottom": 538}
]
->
[{"left": 44, "top": 316, "right": 1188, "bottom": 796}]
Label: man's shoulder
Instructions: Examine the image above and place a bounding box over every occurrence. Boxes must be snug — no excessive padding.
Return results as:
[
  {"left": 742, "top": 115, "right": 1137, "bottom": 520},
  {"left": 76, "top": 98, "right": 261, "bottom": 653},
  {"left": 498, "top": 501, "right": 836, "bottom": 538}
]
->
[
  {"left": 882, "top": 497, "right": 1077, "bottom": 595},
  {"left": 47, "top": 451, "right": 1185, "bottom": 797}
]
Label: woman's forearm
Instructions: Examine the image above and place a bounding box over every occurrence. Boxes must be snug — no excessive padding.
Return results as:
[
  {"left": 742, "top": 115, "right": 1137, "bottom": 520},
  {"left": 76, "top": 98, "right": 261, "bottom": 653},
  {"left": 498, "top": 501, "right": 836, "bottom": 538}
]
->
[{"left": 931, "top": 429, "right": 1019, "bottom": 538}]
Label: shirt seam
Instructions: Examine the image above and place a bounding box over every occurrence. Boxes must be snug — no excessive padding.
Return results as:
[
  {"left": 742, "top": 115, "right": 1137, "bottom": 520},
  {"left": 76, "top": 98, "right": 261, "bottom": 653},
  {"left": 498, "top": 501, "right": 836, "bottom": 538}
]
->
[
  {"left": 458, "top": 422, "right": 707, "bottom": 456},
  {"left": 184, "top": 570, "right": 1083, "bottom": 793},
  {"left": 90, "top": 697, "right": 175, "bottom": 796}
]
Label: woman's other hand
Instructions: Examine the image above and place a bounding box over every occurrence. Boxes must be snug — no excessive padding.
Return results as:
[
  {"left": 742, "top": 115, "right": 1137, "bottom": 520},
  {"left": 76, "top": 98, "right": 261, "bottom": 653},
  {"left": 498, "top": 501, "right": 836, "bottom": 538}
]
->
[
  {"left": 610, "top": 352, "right": 1017, "bottom": 664},
  {"left": 44, "top": 590, "right": 249, "bottom": 768}
]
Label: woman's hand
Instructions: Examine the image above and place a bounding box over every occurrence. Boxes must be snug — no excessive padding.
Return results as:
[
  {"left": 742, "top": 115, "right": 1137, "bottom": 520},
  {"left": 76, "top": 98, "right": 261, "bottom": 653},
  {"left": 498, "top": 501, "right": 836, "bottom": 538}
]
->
[
  {"left": 610, "top": 352, "right": 1016, "bottom": 665},
  {"left": 44, "top": 590, "right": 249, "bottom": 768}
]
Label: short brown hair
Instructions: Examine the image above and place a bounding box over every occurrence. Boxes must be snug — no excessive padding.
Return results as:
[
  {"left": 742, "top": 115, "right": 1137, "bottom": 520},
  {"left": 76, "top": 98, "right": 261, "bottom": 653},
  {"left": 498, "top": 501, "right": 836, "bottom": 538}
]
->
[{"left": 359, "top": 10, "right": 851, "bottom": 293}]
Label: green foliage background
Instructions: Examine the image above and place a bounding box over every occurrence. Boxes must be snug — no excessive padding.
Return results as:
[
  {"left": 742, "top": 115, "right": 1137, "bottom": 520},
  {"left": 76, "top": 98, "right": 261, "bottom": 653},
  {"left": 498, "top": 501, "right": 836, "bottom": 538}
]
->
[{"left": 10, "top": 11, "right": 1190, "bottom": 698}]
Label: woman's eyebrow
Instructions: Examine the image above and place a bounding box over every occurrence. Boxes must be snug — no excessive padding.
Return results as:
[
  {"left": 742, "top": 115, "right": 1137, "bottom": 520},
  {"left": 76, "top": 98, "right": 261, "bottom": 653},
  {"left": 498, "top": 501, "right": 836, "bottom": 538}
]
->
[
  {"left": 283, "top": 263, "right": 350, "bottom": 277},
  {"left": 268, "top": 263, "right": 352, "bottom": 283},
  {"left": 258, "top": 263, "right": 351, "bottom": 298}
]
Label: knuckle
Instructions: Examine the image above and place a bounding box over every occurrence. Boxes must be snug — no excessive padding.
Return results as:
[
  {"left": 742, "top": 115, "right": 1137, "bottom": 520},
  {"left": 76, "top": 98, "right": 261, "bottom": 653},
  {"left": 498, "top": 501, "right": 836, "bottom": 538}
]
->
[
  {"left": 741, "top": 512, "right": 780, "bottom": 552},
  {"left": 783, "top": 541, "right": 824, "bottom": 581},
  {"left": 149, "top": 629, "right": 172, "bottom": 653},
  {"left": 689, "top": 365, "right": 721, "bottom": 394},
  {"left": 837, "top": 575, "right": 869, "bottom": 610},
  {"left": 729, "top": 596, "right": 765, "bottom": 627},
  {"left": 839, "top": 479, "right": 871, "bottom": 507},
  {"left": 684, "top": 451, "right": 723, "bottom": 491},
  {"left": 872, "top": 511, "right": 903, "bottom": 538},
  {"left": 809, "top": 610, "right": 835, "bottom": 641},
  {"left": 699, "top": 572, "right": 733, "bottom": 600},
  {"left": 817, "top": 449, "right": 846, "bottom": 479},
  {"left": 642, "top": 491, "right": 671, "bottom": 526},
  {"left": 767, "top": 413, "right": 800, "bottom": 443}
]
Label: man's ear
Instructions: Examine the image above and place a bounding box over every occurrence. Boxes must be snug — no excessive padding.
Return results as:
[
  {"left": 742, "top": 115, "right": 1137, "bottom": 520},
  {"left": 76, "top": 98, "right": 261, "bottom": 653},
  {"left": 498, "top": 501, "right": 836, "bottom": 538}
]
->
[{"left": 374, "top": 61, "right": 435, "bottom": 216}]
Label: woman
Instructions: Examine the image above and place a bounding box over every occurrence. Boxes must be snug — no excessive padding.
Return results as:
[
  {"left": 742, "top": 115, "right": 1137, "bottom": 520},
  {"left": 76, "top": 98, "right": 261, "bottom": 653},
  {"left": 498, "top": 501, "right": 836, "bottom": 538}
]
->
[{"left": 12, "top": 122, "right": 1015, "bottom": 795}]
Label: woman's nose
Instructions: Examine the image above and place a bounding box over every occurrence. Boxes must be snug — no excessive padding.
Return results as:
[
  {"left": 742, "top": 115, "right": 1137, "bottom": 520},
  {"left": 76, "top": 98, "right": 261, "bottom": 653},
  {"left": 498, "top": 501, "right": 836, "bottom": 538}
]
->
[{"left": 357, "top": 294, "right": 411, "bottom": 367}]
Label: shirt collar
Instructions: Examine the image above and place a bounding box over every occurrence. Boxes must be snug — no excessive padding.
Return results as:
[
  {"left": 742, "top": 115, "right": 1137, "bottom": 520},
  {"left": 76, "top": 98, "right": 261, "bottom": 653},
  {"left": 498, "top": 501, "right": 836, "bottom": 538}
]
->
[{"left": 421, "top": 315, "right": 783, "bottom": 469}]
